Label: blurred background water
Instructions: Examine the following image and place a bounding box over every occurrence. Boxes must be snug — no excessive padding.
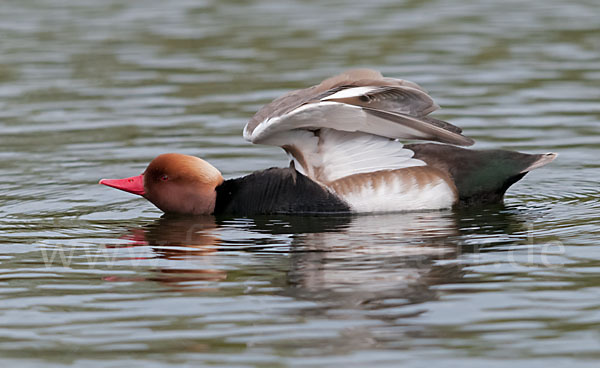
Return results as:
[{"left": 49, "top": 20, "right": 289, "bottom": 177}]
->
[{"left": 1, "top": 0, "right": 599, "bottom": 366}]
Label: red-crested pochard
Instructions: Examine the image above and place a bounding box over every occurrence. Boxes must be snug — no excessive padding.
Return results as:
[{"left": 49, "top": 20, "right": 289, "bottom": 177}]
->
[{"left": 100, "top": 69, "right": 557, "bottom": 215}]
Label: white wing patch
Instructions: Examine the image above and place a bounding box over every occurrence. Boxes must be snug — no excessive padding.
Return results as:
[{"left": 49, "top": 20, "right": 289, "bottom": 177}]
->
[
  {"left": 314, "top": 129, "right": 425, "bottom": 182},
  {"left": 269, "top": 128, "right": 425, "bottom": 184},
  {"left": 320, "top": 86, "right": 380, "bottom": 100}
]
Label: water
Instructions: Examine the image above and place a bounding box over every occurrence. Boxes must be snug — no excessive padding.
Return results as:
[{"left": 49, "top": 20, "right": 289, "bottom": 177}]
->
[{"left": 1, "top": 0, "right": 599, "bottom": 366}]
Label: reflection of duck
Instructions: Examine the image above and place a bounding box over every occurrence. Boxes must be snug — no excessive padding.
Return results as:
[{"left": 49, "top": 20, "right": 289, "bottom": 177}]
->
[
  {"left": 125, "top": 212, "right": 462, "bottom": 300},
  {"left": 100, "top": 69, "right": 556, "bottom": 216},
  {"left": 105, "top": 216, "right": 226, "bottom": 288},
  {"left": 284, "top": 212, "right": 463, "bottom": 305},
  {"left": 111, "top": 206, "right": 530, "bottom": 305},
  {"left": 283, "top": 208, "right": 533, "bottom": 308},
  {"left": 142, "top": 215, "right": 220, "bottom": 258},
  {"left": 452, "top": 204, "right": 540, "bottom": 252}
]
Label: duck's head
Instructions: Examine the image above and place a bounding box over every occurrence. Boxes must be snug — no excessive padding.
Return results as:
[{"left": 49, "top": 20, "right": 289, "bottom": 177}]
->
[{"left": 100, "top": 153, "right": 224, "bottom": 215}]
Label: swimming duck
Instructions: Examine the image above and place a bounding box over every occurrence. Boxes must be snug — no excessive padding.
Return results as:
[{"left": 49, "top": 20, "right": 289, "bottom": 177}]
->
[{"left": 100, "top": 69, "right": 557, "bottom": 215}]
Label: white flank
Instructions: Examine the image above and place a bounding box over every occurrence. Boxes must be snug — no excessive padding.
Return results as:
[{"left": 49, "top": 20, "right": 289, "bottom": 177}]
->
[{"left": 336, "top": 174, "right": 456, "bottom": 213}]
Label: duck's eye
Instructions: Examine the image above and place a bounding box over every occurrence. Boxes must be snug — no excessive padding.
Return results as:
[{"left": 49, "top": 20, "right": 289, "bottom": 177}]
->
[{"left": 161, "top": 175, "right": 169, "bottom": 181}]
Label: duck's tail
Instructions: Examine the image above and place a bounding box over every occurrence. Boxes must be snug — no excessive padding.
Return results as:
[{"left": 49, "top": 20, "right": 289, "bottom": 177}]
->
[
  {"left": 406, "top": 143, "right": 557, "bottom": 205},
  {"left": 519, "top": 152, "right": 558, "bottom": 173}
]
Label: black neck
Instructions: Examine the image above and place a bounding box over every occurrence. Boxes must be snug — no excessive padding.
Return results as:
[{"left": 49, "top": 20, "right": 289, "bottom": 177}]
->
[{"left": 214, "top": 167, "right": 350, "bottom": 216}]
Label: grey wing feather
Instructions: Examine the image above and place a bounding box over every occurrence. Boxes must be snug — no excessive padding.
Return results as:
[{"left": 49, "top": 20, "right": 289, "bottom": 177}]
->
[
  {"left": 245, "top": 69, "right": 473, "bottom": 147},
  {"left": 363, "top": 108, "right": 474, "bottom": 146},
  {"left": 323, "top": 86, "right": 439, "bottom": 117}
]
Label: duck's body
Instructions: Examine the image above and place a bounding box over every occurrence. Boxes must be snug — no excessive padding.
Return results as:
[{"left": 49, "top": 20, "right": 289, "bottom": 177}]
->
[
  {"left": 100, "top": 69, "right": 557, "bottom": 216},
  {"left": 209, "top": 144, "right": 554, "bottom": 215},
  {"left": 214, "top": 167, "right": 350, "bottom": 215}
]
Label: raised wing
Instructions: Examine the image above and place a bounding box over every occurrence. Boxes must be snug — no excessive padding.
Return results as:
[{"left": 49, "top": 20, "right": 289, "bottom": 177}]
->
[
  {"left": 278, "top": 128, "right": 427, "bottom": 184},
  {"left": 243, "top": 69, "right": 474, "bottom": 184}
]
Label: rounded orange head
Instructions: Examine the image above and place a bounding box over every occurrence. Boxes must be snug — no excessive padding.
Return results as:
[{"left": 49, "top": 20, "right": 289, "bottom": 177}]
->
[{"left": 100, "top": 153, "right": 224, "bottom": 215}]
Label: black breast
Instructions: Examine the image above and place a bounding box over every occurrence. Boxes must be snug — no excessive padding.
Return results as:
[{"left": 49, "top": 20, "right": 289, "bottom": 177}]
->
[{"left": 213, "top": 167, "right": 350, "bottom": 215}]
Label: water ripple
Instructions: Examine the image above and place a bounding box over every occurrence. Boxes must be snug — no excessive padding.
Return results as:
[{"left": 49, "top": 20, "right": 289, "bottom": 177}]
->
[{"left": 1, "top": 0, "right": 599, "bottom": 366}]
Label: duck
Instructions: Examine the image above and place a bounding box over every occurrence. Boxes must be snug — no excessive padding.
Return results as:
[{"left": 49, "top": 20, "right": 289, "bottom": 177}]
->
[{"left": 100, "top": 69, "right": 557, "bottom": 216}]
